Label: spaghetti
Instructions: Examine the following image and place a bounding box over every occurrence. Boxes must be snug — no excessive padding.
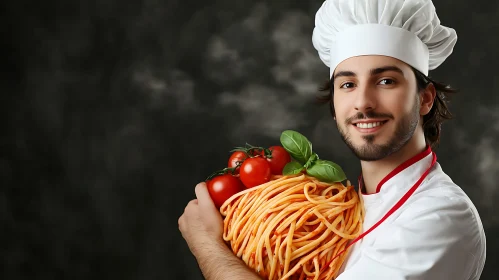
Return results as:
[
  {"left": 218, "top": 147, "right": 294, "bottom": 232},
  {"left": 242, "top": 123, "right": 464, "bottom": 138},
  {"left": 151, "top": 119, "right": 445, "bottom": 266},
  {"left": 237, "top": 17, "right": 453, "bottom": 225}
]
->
[{"left": 220, "top": 174, "right": 364, "bottom": 280}]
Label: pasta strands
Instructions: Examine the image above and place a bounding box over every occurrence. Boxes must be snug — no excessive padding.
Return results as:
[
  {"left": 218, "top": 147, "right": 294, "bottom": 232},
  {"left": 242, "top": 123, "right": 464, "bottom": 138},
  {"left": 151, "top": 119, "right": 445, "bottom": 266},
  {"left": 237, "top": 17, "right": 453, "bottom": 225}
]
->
[{"left": 220, "top": 174, "right": 364, "bottom": 279}]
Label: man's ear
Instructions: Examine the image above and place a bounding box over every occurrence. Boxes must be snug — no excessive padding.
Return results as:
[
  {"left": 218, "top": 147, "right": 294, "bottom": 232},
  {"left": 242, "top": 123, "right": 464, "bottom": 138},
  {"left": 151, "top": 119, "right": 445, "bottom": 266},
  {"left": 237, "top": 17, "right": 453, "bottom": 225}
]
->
[{"left": 420, "top": 83, "right": 436, "bottom": 116}]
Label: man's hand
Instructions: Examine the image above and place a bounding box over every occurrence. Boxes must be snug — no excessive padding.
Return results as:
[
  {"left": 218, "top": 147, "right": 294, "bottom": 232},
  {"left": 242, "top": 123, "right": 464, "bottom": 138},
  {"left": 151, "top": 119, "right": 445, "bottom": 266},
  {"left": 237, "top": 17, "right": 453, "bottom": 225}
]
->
[
  {"left": 178, "top": 182, "right": 262, "bottom": 280},
  {"left": 178, "top": 182, "right": 224, "bottom": 257}
]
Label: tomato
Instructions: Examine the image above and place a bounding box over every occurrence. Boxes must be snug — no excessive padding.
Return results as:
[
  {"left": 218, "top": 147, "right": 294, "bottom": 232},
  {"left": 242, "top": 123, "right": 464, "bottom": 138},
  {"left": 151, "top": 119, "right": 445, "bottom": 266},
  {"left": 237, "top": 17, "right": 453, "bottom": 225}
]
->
[
  {"left": 239, "top": 157, "right": 272, "bottom": 188},
  {"left": 206, "top": 174, "right": 244, "bottom": 209},
  {"left": 266, "top": 146, "right": 291, "bottom": 175},
  {"left": 228, "top": 151, "right": 248, "bottom": 174}
]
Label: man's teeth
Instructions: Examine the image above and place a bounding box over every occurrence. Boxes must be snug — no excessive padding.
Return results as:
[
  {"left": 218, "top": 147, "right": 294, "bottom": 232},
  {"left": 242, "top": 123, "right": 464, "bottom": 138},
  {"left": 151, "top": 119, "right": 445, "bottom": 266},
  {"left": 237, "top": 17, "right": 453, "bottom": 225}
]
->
[{"left": 356, "top": 122, "right": 382, "bottom": 129}]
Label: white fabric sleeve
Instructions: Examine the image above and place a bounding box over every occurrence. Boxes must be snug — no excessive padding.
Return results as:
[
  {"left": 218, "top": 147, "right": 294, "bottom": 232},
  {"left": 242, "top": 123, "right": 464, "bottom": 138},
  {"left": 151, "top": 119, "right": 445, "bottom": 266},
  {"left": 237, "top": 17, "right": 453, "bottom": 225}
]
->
[{"left": 336, "top": 195, "right": 483, "bottom": 280}]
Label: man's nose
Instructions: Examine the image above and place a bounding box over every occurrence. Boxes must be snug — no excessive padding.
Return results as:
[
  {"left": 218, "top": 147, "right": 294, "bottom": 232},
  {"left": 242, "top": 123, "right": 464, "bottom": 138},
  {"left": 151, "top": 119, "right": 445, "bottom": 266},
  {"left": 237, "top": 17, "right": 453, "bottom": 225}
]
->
[{"left": 354, "top": 84, "right": 376, "bottom": 112}]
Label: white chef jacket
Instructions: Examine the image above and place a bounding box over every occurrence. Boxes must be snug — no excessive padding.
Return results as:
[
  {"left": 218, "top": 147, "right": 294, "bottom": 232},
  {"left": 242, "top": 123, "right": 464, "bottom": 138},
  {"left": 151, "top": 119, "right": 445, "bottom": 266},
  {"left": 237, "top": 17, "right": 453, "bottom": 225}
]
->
[{"left": 337, "top": 147, "right": 486, "bottom": 280}]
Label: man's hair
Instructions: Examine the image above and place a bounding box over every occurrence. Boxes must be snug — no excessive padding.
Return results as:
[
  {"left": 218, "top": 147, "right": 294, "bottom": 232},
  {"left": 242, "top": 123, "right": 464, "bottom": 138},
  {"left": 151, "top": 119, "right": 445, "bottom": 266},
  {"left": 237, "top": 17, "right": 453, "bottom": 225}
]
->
[{"left": 316, "top": 67, "right": 457, "bottom": 149}]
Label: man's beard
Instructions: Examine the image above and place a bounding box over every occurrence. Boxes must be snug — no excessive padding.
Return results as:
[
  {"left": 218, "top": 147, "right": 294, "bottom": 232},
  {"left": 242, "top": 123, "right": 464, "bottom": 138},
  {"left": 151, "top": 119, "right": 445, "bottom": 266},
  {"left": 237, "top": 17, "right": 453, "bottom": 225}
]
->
[{"left": 336, "top": 105, "right": 420, "bottom": 161}]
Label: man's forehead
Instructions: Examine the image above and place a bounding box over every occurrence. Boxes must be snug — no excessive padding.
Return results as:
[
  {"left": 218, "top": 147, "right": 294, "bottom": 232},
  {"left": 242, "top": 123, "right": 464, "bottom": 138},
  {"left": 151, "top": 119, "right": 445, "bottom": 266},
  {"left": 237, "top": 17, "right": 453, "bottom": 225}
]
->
[{"left": 333, "top": 55, "right": 409, "bottom": 74}]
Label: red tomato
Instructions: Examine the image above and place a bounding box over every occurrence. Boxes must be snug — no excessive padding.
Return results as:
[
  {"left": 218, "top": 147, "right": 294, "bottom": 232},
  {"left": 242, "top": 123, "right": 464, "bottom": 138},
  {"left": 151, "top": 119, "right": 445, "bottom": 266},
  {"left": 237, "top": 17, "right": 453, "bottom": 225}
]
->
[
  {"left": 239, "top": 157, "right": 272, "bottom": 188},
  {"left": 266, "top": 146, "right": 291, "bottom": 175},
  {"left": 206, "top": 174, "right": 244, "bottom": 209},
  {"left": 228, "top": 151, "right": 248, "bottom": 174}
]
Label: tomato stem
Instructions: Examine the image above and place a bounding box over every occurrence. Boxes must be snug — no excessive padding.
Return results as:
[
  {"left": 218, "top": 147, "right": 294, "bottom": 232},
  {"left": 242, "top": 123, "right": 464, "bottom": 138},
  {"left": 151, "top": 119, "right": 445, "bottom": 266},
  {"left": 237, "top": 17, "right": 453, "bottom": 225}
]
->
[
  {"left": 206, "top": 161, "right": 244, "bottom": 181},
  {"left": 230, "top": 143, "right": 273, "bottom": 159},
  {"left": 229, "top": 147, "right": 251, "bottom": 157}
]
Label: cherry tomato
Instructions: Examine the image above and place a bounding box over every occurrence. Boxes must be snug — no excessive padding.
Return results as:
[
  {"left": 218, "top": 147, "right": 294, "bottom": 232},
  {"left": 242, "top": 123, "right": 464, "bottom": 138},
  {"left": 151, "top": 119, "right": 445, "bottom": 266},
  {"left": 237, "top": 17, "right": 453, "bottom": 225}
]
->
[
  {"left": 266, "top": 146, "right": 291, "bottom": 175},
  {"left": 239, "top": 157, "right": 272, "bottom": 188},
  {"left": 206, "top": 174, "right": 244, "bottom": 209},
  {"left": 228, "top": 151, "right": 248, "bottom": 174}
]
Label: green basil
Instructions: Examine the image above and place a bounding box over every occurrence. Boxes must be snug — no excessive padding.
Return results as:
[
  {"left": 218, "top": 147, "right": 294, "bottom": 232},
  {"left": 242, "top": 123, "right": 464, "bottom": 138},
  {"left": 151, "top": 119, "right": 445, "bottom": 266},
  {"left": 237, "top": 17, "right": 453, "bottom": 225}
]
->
[
  {"left": 280, "top": 130, "right": 313, "bottom": 164},
  {"left": 282, "top": 161, "right": 305, "bottom": 175},
  {"left": 306, "top": 160, "right": 347, "bottom": 183},
  {"left": 304, "top": 153, "right": 319, "bottom": 169}
]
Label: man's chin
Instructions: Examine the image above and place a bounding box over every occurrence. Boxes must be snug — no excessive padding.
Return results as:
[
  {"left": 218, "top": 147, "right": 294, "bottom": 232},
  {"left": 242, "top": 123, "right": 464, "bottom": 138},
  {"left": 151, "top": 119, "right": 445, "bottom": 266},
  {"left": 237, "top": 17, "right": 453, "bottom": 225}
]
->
[
  {"left": 348, "top": 142, "right": 392, "bottom": 162},
  {"left": 351, "top": 135, "right": 385, "bottom": 147}
]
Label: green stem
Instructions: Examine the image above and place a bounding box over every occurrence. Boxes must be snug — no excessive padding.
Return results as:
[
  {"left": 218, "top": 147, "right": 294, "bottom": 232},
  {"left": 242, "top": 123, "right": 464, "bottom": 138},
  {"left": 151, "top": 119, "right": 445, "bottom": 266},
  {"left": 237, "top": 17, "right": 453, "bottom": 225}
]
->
[
  {"left": 230, "top": 143, "right": 273, "bottom": 159},
  {"left": 205, "top": 167, "right": 238, "bottom": 181}
]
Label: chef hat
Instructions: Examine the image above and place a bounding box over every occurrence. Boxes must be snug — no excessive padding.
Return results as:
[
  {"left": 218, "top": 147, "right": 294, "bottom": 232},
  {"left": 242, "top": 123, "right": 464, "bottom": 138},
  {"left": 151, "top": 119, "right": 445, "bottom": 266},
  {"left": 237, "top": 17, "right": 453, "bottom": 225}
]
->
[{"left": 312, "top": 0, "right": 457, "bottom": 77}]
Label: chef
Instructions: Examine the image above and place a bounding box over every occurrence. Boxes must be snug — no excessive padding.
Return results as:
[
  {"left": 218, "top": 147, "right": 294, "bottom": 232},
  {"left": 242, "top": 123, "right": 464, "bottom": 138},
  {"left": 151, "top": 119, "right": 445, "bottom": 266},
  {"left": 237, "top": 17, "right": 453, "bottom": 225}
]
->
[{"left": 178, "top": 0, "right": 487, "bottom": 279}]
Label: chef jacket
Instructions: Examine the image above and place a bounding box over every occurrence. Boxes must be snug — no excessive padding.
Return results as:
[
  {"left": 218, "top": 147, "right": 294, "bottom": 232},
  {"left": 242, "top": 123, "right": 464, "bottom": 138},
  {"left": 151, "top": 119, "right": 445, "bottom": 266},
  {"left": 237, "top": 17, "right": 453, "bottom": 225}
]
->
[{"left": 337, "top": 146, "right": 486, "bottom": 280}]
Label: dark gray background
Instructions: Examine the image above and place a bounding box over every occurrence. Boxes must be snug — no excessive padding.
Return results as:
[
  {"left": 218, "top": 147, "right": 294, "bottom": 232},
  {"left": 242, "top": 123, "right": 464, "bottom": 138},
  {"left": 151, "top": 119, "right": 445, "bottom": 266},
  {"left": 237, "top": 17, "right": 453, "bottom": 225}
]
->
[{"left": 1, "top": 0, "right": 497, "bottom": 279}]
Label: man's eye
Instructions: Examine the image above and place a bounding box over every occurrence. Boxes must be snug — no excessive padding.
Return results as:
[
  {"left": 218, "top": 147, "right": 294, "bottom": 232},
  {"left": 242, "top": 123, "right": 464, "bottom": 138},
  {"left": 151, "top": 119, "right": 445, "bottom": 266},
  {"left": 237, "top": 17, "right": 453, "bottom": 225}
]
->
[
  {"left": 379, "top": 79, "right": 395, "bottom": 85},
  {"left": 340, "top": 82, "right": 355, "bottom": 89}
]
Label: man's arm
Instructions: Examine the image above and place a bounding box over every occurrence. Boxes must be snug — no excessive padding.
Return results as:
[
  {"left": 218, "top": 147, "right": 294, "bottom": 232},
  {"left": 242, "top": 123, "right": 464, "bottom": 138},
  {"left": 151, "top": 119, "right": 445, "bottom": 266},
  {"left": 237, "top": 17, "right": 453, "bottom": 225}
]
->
[
  {"left": 178, "top": 183, "right": 261, "bottom": 280},
  {"left": 193, "top": 237, "right": 262, "bottom": 280}
]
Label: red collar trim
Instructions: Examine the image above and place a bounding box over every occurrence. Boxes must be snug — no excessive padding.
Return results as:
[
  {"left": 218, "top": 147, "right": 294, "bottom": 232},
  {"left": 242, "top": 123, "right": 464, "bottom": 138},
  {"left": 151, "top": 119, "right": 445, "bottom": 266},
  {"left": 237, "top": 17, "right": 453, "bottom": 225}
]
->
[{"left": 359, "top": 145, "right": 433, "bottom": 195}]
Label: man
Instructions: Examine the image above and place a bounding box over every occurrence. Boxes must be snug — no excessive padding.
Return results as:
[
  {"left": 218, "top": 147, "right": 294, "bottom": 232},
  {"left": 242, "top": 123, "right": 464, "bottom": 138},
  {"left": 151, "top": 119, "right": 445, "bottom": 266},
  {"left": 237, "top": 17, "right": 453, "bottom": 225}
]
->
[{"left": 178, "top": 0, "right": 486, "bottom": 279}]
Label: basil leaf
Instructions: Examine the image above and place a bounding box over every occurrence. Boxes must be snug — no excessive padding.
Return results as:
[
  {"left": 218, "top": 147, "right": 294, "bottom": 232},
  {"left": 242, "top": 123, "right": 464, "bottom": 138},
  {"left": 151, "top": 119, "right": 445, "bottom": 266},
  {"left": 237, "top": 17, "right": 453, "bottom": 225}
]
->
[
  {"left": 306, "top": 160, "right": 347, "bottom": 183},
  {"left": 282, "top": 161, "right": 305, "bottom": 175},
  {"left": 280, "top": 130, "right": 313, "bottom": 164},
  {"left": 304, "top": 153, "right": 319, "bottom": 169}
]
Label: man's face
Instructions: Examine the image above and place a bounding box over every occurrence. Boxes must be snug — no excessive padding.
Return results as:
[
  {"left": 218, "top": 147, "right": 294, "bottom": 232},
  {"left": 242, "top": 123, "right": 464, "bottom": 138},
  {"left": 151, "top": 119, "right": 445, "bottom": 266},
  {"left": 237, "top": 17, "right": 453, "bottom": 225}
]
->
[{"left": 332, "top": 55, "right": 421, "bottom": 161}]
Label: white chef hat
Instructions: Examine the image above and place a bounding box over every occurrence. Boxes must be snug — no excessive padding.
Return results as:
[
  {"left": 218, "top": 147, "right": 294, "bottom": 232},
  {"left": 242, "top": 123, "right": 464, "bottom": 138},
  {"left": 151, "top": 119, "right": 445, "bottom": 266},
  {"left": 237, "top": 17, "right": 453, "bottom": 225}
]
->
[{"left": 312, "top": 0, "right": 457, "bottom": 78}]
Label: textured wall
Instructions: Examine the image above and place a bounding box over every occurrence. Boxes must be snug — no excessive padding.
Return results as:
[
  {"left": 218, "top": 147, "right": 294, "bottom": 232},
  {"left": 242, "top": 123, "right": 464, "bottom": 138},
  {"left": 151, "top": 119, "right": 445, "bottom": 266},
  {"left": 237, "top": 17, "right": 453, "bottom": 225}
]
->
[{"left": 1, "top": 0, "right": 497, "bottom": 279}]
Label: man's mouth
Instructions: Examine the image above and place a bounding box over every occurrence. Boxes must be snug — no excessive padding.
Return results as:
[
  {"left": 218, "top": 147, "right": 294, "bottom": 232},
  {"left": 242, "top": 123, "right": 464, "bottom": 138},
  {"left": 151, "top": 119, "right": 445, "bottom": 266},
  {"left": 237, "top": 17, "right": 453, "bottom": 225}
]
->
[
  {"left": 351, "top": 120, "right": 389, "bottom": 132},
  {"left": 353, "top": 121, "right": 388, "bottom": 129}
]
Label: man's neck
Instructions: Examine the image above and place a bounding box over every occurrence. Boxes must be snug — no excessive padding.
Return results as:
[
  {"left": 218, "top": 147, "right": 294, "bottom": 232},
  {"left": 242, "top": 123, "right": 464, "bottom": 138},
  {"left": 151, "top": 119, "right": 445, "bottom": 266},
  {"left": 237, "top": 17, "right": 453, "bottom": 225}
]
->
[{"left": 360, "top": 132, "right": 427, "bottom": 194}]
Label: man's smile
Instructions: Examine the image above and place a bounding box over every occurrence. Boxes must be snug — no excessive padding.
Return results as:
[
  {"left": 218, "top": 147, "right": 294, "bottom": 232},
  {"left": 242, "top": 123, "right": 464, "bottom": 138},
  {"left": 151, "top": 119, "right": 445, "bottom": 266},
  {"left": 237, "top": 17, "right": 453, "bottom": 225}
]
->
[{"left": 350, "top": 119, "right": 389, "bottom": 133}]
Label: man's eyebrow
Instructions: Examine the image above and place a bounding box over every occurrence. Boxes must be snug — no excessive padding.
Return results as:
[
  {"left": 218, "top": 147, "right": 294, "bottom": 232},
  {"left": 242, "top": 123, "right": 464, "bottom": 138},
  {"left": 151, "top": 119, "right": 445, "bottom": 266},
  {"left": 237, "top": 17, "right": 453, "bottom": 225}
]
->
[
  {"left": 370, "top": 65, "right": 405, "bottom": 76},
  {"left": 332, "top": 71, "right": 356, "bottom": 83},
  {"left": 332, "top": 66, "right": 405, "bottom": 83}
]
